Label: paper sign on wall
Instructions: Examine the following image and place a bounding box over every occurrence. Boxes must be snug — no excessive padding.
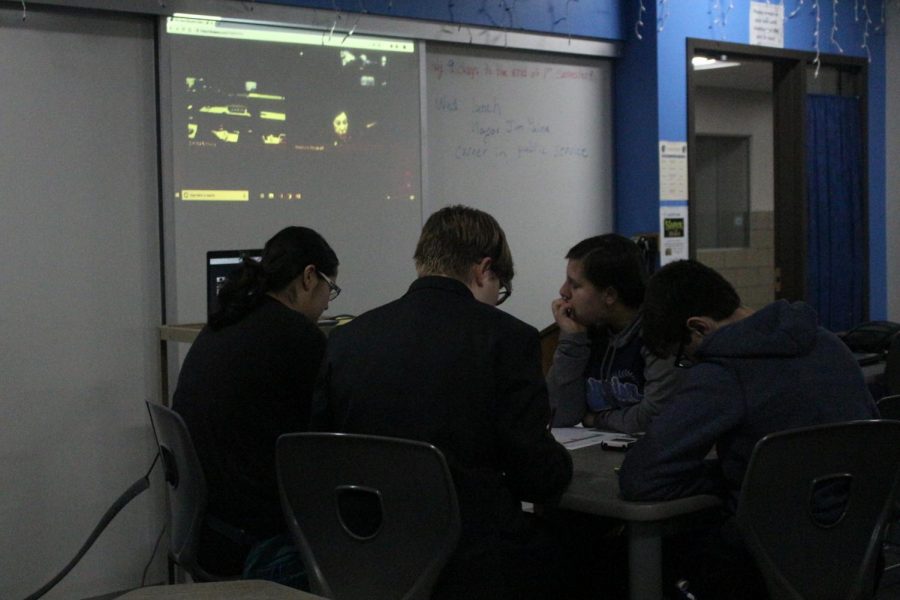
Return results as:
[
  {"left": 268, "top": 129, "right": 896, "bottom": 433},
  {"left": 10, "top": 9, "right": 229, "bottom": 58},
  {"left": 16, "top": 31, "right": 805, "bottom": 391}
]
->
[
  {"left": 658, "top": 141, "right": 689, "bottom": 265},
  {"left": 750, "top": 1, "right": 784, "bottom": 48},
  {"left": 659, "top": 204, "right": 689, "bottom": 266},
  {"left": 659, "top": 141, "right": 688, "bottom": 201}
]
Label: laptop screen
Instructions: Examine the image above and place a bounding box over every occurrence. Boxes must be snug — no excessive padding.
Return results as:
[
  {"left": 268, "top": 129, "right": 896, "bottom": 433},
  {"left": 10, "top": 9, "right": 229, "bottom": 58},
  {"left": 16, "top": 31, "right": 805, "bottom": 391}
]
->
[{"left": 206, "top": 249, "right": 263, "bottom": 318}]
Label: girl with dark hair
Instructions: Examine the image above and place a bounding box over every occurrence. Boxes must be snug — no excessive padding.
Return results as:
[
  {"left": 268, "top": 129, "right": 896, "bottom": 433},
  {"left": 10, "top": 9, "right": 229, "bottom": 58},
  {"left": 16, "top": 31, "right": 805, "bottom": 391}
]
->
[
  {"left": 210, "top": 226, "right": 339, "bottom": 329},
  {"left": 172, "top": 226, "right": 339, "bottom": 587},
  {"left": 548, "top": 234, "right": 682, "bottom": 434}
]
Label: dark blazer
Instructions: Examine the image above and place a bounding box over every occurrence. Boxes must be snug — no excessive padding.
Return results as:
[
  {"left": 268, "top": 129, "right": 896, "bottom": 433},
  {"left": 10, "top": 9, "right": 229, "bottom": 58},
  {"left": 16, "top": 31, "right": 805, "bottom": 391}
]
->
[{"left": 319, "top": 276, "right": 573, "bottom": 597}]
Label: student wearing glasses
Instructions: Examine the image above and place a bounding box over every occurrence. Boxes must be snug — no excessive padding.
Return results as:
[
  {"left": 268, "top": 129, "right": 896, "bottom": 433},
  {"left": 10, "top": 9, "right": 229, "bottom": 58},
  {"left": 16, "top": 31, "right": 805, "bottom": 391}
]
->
[
  {"left": 618, "top": 259, "right": 877, "bottom": 599},
  {"left": 317, "top": 205, "right": 573, "bottom": 600},
  {"left": 548, "top": 234, "right": 682, "bottom": 434},
  {"left": 172, "top": 226, "right": 339, "bottom": 586}
]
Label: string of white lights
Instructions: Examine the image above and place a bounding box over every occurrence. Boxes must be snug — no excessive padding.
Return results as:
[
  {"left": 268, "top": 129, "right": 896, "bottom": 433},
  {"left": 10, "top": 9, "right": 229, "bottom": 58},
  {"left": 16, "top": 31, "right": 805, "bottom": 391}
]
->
[
  {"left": 812, "top": 0, "right": 822, "bottom": 77},
  {"left": 860, "top": 0, "right": 872, "bottom": 61},
  {"left": 710, "top": 0, "right": 722, "bottom": 34},
  {"left": 657, "top": 0, "right": 670, "bottom": 32},
  {"left": 831, "top": 0, "right": 844, "bottom": 52},
  {"left": 788, "top": 0, "right": 806, "bottom": 19},
  {"left": 304, "top": 0, "right": 892, "bottom": 67},
  {"left": 635, "top": 0, "right": 647, "bottom": 39}
]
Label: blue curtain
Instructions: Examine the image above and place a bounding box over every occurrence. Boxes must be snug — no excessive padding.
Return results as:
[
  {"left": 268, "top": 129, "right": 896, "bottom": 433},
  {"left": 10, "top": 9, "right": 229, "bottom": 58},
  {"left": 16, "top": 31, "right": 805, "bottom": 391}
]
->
[{"left": 805, "top": 94, "right": 865, "bottom": 332}]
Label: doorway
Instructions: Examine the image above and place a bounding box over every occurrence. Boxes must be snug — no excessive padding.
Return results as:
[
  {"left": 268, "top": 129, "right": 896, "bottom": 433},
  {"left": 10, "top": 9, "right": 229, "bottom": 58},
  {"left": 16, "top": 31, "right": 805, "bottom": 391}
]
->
[
  {"left": 686, "top": 39, "right": 868, "bottom": 324},
  {"left": 689, "top": 51, "right": 775, "bottom": 310}
]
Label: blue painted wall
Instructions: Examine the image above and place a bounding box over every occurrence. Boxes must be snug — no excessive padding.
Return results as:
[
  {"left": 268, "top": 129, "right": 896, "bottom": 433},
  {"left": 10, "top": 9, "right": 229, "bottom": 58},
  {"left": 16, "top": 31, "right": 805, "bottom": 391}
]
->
[
  {"left": 261, "top": 0, "right": 624, "bottom": 39},
  {"left": 614, "top": 0, "right": 659, "bottom": 237}
]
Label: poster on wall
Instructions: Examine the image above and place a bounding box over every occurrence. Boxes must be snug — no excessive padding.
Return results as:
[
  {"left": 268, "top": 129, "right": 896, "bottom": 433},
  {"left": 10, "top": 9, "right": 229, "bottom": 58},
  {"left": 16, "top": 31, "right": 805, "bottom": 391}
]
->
[
  {"left": 658, "top": 141, "right": 689, "bottom": 265},
  {"left": 749, "top": 1, "right": 784, "bottom": 48},
  {"left": 659, "top": 141, "right": 687, "bottom": 201},
  {"left": 660, "top": 203, "right": 689, "bottom": 265}
]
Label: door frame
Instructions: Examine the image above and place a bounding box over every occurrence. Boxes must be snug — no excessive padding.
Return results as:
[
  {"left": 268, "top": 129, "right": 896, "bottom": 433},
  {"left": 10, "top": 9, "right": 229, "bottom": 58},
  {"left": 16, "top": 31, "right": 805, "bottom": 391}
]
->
[{"left": 686, "top": 38, "right": 868, "bottom": 313}]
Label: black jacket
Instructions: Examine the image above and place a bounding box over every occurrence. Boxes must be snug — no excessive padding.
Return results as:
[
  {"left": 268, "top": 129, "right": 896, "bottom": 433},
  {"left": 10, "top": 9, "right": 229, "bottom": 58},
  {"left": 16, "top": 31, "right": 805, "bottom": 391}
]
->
[
  {"left": 619, "top": 300, "right": 878, "bottom": 511},
  {"left": 319, "top": 276, "right": 572, "bottom": 595},
  {"left": 174, "top": 297, "right": 326, "bottom": 557}
]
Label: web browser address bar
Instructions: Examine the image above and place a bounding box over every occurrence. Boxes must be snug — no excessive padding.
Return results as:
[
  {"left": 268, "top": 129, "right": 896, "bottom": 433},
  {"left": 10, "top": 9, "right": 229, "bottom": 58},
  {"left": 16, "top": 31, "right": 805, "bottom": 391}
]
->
[{"left": 166, "top": 15, "right": 415, "bottom": 53}]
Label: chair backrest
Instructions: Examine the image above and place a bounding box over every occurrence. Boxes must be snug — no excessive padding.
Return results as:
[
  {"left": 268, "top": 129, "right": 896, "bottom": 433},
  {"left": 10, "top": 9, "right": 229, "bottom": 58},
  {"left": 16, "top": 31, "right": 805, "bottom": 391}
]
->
[
  {"left": 737, "top": 420, "right": 900, "bottom": 600},
  {"left": 276, "top": 432, "right": 461, "bottom": 600},
  {"left": 145, "top": 401, "right": 221, "bottom": 582},
  {"left": 877, "top": 394, "right": 900, "bottom": 421},
  {"left": 886, "top": 333, "right": 900, "bottom": 396}
]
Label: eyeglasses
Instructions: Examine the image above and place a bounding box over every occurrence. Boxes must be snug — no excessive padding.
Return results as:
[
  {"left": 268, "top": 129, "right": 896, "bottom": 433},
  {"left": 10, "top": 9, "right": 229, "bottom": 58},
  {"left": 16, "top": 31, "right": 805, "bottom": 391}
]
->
[
  {"left": 496, "top": 282, "right": 511, "bottom": 306},
  {"left": 672, "top": 332, "right": 694, "bottom": 369},
  {"left": 317, "top": 271, "right": 341, "bottom": 301},
  {"left": 487, "top": 264, "right": 511, "bottom": 306}
]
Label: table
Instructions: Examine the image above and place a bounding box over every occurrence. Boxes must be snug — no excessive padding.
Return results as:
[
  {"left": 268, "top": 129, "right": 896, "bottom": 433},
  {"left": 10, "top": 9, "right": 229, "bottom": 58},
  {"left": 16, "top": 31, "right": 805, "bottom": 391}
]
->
[
  {"left": 557, "top": 434, "right": 722, "bottom": 600},
  {"left": 115, "top": 580, "right": 324, "bottom": 599}
]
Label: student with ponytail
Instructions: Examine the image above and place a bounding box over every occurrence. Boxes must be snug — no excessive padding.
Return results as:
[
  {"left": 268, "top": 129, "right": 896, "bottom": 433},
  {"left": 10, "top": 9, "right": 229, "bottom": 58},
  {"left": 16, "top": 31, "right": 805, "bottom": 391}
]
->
[{"left": 172, "top": 226, "right": 339, "bottom": 586}]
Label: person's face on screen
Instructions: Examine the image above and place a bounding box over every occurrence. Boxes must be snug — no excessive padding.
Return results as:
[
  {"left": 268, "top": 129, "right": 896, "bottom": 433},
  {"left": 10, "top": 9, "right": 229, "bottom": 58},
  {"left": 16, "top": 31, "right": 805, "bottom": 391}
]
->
[
  {"left": 332, "top": 112, "right": 349, "bottom": 138},
  {"left": 559, "top": 259, "right": 612, "bottom": 328}
]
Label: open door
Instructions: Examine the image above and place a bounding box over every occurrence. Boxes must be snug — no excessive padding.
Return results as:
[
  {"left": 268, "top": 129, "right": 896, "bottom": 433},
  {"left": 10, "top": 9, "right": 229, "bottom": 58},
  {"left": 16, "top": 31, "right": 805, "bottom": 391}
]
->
[{"left": 687, "top": 39, "right": 868, "bottom": 327}]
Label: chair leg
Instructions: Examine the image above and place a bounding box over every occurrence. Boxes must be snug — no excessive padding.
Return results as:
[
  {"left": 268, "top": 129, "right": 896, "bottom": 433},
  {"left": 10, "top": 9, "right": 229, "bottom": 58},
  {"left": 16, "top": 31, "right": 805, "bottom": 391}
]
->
[{"left": 167, "top": 556, "right": 175, "bottom": 585}]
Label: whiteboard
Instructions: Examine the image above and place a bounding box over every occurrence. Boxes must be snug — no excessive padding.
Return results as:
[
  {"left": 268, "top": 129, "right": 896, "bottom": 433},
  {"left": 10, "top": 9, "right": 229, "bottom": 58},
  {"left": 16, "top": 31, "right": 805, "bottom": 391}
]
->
[{"left": 424, "top": 44, "right": 614, "bottom": 328}]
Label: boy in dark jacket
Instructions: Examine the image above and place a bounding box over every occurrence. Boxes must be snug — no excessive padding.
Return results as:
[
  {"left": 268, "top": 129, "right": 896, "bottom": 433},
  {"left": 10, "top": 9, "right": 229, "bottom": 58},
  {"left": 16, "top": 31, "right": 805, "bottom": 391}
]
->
[
  {"left": 319, "top": 206, "right": 573, "bottom": 600},
  {"left": 619, "top": 259, "right": 878, "bottom": 598}
]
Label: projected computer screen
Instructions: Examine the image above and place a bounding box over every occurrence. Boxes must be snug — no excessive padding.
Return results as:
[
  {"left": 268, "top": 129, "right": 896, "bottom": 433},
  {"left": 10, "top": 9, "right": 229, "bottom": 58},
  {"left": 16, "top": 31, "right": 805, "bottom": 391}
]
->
[
  {"left": 168, "top": 15, "right": 419, "bottom": 203},
  {"left": 162, "top": 15, "right": 423, "bottom": 322}
]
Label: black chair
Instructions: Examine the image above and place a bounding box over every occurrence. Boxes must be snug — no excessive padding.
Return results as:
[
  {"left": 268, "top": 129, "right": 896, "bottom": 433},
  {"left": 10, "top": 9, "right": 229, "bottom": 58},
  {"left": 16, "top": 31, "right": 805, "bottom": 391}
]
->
[
  {"left": 878, "top": 395, "right": 900, "bottom": 421},
  {"left": 145, "top": 401, "right": 237, "bottom": 583},
  {"left": 877, "top": 395, "right": 900, "bottom": 572},
  {"left": 886, "top": 334, "right": 900, "bottom": 396},
  {"left": 276, "top": 432, "right": 461, "bottom": 600},
  {"left": 737, "top": 420, "right": 900, "bottom": 600}
]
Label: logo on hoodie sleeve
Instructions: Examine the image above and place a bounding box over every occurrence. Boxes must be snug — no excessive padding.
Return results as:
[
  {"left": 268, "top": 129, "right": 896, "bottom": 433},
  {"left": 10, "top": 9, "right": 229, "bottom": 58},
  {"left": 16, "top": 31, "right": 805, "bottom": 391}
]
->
[{"left": 586, "top": 370, "right": 644, "bottom": 412}]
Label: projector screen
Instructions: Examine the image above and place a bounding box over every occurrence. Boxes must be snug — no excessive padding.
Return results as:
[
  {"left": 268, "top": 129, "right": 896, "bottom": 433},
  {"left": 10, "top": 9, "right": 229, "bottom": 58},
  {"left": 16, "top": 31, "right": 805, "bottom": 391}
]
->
[
  {"left": 160, "top": 13, "right": 615, "bottom": 331},
  {"left": 161, "top": 15, "right": 422, "bottom": 322}
]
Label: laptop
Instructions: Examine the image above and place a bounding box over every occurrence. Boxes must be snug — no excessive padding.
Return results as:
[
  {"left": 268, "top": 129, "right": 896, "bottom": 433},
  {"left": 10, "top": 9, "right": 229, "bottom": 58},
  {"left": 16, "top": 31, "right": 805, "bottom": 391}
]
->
[{"left": 206, "top": 249, "right": 262, "bottom": 318}]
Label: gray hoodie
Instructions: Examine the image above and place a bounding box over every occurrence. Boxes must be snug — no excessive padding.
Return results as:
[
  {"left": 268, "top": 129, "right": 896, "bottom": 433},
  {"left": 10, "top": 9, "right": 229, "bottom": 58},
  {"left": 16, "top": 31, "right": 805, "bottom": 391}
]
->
[{"left": 547, "top": 314, "right": 682, "bottom": 433}]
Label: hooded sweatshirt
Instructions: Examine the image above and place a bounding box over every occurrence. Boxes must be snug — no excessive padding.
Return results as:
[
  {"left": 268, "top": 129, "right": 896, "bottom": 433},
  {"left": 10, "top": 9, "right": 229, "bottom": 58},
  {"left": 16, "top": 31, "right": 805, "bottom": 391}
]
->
[
  {"left": 619, "top": 300, "right": 878, "bottom": 512},
  {"left": 548, "top": 315, "right": 682, "bottom": 433}
]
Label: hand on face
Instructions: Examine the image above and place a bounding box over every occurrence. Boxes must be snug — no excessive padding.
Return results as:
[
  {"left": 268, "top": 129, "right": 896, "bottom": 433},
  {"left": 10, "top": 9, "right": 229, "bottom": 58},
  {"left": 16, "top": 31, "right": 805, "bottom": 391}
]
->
[{"left": 552, "top": 297, "right": 587, "bottom": 334}]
